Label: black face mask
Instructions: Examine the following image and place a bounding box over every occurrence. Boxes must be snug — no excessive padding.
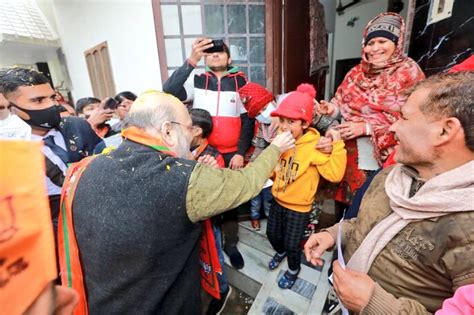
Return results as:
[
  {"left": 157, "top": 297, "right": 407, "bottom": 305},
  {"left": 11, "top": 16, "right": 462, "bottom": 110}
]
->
[{"left": 10, "top": 103, "right": 62, "bottom": 130}]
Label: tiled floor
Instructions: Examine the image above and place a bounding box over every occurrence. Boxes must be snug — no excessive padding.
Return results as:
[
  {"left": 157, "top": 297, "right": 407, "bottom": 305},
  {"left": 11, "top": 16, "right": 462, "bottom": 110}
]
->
[{"left": 201, "top": 287, "right": 254, "bottom": 315}]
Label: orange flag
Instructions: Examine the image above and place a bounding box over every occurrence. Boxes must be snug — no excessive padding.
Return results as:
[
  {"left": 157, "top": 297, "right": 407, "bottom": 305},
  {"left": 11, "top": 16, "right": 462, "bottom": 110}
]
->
[{"left": 0, "top": 140, "right": 57, "bottom": 314}]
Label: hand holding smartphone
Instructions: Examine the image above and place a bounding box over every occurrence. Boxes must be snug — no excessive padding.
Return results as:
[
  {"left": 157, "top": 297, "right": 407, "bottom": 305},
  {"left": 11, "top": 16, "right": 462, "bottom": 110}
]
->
[{"left": 203, "top": 39, "right": 225, "bottom": 54}]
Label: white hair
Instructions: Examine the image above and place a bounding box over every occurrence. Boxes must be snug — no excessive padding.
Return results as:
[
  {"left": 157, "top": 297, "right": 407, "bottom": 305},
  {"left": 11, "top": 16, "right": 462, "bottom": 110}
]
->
[{"left": 125, "top": 91, "right": 181, "bottom": 133}]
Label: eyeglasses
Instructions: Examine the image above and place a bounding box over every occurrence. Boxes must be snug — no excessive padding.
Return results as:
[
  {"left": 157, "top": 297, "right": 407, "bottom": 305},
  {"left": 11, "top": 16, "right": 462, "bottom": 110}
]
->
[{"left": 170, "top": 121, "right": 194, "bottom": 131}]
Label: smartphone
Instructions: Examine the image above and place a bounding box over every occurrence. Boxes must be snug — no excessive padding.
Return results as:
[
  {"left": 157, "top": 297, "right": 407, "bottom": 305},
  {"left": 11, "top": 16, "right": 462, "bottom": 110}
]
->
[
  {"left": 103, "top": 97, "right": 118, "bottom": 110},
  {"left": 203, "top": 39, "right": 225, "bottom": 54}
]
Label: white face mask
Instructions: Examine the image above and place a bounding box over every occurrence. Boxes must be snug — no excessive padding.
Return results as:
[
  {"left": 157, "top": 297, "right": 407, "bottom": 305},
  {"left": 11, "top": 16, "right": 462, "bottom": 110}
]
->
[{"left": 256, "top": 102, "right": 275, "bottom": 124}]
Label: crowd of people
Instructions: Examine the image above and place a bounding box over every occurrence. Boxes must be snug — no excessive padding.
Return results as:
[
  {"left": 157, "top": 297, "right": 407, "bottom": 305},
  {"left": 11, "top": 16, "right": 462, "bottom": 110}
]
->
[{"left": 0, "top": 10, "right": 473, "bottom": 315}]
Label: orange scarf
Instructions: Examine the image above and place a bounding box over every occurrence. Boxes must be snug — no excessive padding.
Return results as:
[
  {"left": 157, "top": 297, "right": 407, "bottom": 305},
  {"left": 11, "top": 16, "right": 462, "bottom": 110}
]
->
[
  {"left": 121, "top": 126, "right": 175, "bottom": 156},
  {"left": 58, "top": 127, "right": 176, "bottom": 314}
]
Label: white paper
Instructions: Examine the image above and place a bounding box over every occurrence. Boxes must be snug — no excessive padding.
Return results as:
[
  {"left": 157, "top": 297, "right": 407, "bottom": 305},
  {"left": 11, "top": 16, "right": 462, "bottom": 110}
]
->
[
  {"left": 263, "top": 178, "right": 273, "bottom": 189},
  {"left": 0, "top": 114, "right": 31, "bottom": 140},
  {"left": 337, "top": 220, "right": 349, "bottom": 315}
]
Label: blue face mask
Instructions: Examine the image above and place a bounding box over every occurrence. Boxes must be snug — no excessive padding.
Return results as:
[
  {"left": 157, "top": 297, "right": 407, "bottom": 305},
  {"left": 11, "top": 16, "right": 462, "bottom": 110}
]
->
[{"left": 256, "top": 102, "right": 275, "bottom": 124}]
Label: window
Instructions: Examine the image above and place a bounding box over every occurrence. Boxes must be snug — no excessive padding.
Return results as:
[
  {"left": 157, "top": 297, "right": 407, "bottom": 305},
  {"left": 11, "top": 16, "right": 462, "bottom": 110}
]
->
[
  {"left": 84, "top": 41, "right": 116, "bottom": 99},
  {"left": 155, "top": 0, "right": 266, "bottom": 86}
]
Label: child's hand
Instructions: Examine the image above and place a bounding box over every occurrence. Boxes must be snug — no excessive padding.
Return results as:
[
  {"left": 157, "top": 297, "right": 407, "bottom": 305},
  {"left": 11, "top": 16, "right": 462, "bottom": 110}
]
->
[
  {"left": 269, "top": 116, "right": 280, "bottom": 132},
  {"left": 316, "top": 136, "right": 333, "bottom": 154},
  {"left": 229, "top": 154, "right": 244, "bottom": 169},
  {"left": 325, "top": 128, "right": 342, "bottom": 141},
  {"left": 197, "top": 154, "right": 218, "bottom": 168},
  {"left": 317, "top": 100, "right": 336, "bottom": 116}
]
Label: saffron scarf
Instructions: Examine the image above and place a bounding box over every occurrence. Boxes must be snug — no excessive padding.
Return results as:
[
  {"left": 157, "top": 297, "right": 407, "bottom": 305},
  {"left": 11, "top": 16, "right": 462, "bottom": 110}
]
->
[
  {"left": 346, "top": 161, "right": 474, "bottom": 273},
  {"left": 191, "top": 139, "right": 223, "bottom": 299},
  {"left": 58, "top": 127, "right": 177, "bottom": 314},
  {"left": 332, "top": 12, "right": 425, "bottom": 164},
  {"left": 121, "top": 126, "right": 175, "bottom": 156}
]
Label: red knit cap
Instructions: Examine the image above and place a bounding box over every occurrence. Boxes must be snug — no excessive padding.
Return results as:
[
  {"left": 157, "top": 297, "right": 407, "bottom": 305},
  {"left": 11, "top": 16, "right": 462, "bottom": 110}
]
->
[
  {"left": 271, "top": 83, "right": 316, "bottom": 123},
  {"left": 238, "top": 82, "right": 274, "bottom": 118}
]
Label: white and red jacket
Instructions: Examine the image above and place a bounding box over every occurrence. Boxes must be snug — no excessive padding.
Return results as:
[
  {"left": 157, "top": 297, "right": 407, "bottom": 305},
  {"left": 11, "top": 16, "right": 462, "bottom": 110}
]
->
[{"left": 163, "top": 60, "right": 254, "bottom": 155}]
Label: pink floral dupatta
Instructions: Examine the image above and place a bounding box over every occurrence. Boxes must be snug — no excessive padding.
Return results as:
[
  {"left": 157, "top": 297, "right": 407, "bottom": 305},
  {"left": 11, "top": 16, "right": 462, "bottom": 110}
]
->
[{"left": 331, "top": 12, "right": 425, "bottom": 164}]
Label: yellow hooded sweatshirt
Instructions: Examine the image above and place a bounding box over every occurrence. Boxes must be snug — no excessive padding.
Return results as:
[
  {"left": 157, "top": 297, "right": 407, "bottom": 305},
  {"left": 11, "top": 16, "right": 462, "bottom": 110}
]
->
[{"left": 272, "top": 127, "right": 347, "bottom": 212}]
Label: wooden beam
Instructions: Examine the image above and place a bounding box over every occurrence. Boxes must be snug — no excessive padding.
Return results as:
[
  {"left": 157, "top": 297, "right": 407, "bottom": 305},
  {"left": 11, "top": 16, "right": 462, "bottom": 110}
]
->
[{"left": 151, "top": 0, "right": 169, "bottom": 83}]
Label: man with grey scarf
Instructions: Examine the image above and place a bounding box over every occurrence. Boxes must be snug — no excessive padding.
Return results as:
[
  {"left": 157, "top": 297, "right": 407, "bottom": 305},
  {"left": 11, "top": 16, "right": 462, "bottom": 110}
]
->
[{"left": 305, "top": 71, "right": 474, "bottom": 314}]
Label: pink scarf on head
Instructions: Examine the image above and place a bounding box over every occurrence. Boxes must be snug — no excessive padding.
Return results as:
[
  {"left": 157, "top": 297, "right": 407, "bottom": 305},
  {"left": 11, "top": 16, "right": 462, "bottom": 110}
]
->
[
  {"left": 332, "top": 12, "right": 425, "bottom": 164},
  {"left": 347, "top": 161, "right": 474, "bottom": 273}
]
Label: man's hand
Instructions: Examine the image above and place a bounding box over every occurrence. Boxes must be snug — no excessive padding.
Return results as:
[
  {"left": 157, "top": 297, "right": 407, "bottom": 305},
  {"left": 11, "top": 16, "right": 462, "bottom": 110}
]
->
[
  {"left": 87, "top": 100, "right": 114, "bottom": 128},
  {"left": 229, "top": 154, "right": 244, "bottom": 170},
  {"left": 335, "top": 122, "right": 366, "bottom": 140},
  {"left": 303, "top": 231, "right": 335, "bottom": 266},
  {"left": 271, "top": 131, "right": 295, "bottom": 153},
  {"left": 198, "top": 154, "right": 218, "bottom": 168},
  {"left": 332, "top": 260, "right": 375, "bottom": 313},
  {"left": 189, "top": 38, "right": 213, "bottom": 65}
]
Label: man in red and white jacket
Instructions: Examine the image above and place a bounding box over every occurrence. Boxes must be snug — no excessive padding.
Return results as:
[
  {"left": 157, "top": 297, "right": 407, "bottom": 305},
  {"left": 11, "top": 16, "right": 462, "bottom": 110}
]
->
[{"left": 163, "top": 38, "right": 255, "bottom": 270}]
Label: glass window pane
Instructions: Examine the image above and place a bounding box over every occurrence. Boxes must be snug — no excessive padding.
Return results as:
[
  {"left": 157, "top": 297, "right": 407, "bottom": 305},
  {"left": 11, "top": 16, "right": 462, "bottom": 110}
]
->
[
  {"left": 227, "top": 5, "right": 246, "bottom": 34},
  {"left": 250, "top": 65, "right": 265, "bottom": 86},
  {"left": 229, "top": 37, "right": 247, "bottom": 62},
  {"left": 249, "top": 5, "right": 265, "bottom": 34},
  {"left": 249, "top": 37, "right": 264, "bottom": 63},
  {"left": 204, "top": 5, "right": 224, "bottom": 35},
  {"left": 237, "top": 66, "right": 248, "bottom": 77},
  {"left": 182, "top": 5, "right": 202, "bottom": 35},
  {"left": 161, "top": 5, "right": 180, "bottom": 36},
  {"left": 165, "top": 38, "right": 184, "bottom": 67}
]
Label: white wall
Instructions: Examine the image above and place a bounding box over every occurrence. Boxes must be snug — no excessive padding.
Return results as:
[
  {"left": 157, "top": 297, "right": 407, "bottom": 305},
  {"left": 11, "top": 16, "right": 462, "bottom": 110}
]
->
[
  {"left": 329, "top": 0, "right": 408, "bottom": 94},
  {"left": 51, "top": 0, "right": 161, "bottom": 101}
]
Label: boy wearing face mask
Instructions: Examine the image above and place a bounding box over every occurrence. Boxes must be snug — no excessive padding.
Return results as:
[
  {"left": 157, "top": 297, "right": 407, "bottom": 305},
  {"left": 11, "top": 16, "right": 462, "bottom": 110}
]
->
[
  {"left": 0, "top": 67, "right": 103, "bottom": 236},
  {"left": 239, "top": 83, "right": 278, "bottom": 230}
]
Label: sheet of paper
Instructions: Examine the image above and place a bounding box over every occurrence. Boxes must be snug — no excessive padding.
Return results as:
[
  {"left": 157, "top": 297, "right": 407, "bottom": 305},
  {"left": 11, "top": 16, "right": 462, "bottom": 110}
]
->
[
  {"left": 263, "top": 178, "right": 273, "bottom": 189},
  {"left": 337, "top": 220, "right": 349, "bottom": 315}
]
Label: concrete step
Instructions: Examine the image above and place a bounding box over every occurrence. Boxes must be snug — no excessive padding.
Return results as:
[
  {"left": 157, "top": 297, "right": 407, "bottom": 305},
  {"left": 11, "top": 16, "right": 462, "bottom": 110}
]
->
[
  {"left": 238, "top": 220, "right": 274, "bottom": 257},
  {"left": 223, "top": 219, "right": 272, "bottom": 298},
  {"left": 224, "top": 241, "right": 271, "bottom": 298},
  {"left": 226, "top": 219, "right": 331, "bottom": 314},
  {"left": 248, "top": 251, "right": 332, "bottom": 315}
]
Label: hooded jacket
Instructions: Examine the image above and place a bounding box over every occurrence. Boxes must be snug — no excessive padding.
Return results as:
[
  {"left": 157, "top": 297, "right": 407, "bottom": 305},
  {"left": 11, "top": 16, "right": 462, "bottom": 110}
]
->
[
  {"left": 272, "top": 127, "right": 347, "bottom": 212},
  {"left": 163, "top": 61, "right": 253, "bottom": 155}
]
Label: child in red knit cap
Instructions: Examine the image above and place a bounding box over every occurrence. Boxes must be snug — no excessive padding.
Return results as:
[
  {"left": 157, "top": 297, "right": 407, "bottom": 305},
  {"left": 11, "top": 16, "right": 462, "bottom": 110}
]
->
[
  {"left": 239, "top": 82, "right": 278, "bottom": 230},
  {"left": 267, "top": 83, "right": 347, "bottom": 289}
]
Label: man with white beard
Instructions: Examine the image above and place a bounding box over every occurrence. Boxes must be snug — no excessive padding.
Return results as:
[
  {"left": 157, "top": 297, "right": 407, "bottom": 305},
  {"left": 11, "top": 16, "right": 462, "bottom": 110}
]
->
[{"left": 60, "top": 91, "right": 294, "bottom": 314}]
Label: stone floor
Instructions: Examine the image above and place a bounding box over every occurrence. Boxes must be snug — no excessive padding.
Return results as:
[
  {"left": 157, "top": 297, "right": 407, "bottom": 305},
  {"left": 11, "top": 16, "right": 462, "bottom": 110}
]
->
[
  {"left": 199, "top": 201, "right": 338, "bottom": 315},
  {"left": 201, "top": 287, "right": 254, "bottom": 315}
]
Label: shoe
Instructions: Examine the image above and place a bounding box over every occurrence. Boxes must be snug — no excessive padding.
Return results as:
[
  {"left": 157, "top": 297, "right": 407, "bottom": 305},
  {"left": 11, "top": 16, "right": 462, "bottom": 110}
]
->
[
  {"left": 277, "top": 269, "right": 299, "bottom": 289},
  {"left": 251, "top": 219, "right": 261, "bottom": 231},
  {"left": 323, "top": 286, "right": 341, "bottom": 314},
  {"left": 206, "top": 286, "right": 233, "bottom": 315},
  {"left": 224, "top": 246, "right": 244, "bottom": 269},
  {"left": 268, "top": 252, "right": 286, "bottom": 270}
]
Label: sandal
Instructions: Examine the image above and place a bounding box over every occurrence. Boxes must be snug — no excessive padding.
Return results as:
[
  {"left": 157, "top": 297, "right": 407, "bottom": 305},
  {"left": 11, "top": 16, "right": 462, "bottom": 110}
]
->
[
  {"left": 268, "top": 252, "right": 286, "bottom": 270},
  {"left": 278, "top": 269, "right": 299, "bottom": 289}
]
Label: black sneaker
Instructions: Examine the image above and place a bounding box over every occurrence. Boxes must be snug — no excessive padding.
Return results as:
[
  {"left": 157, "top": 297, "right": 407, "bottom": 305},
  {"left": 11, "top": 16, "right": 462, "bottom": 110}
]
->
[
  {"left": 323, "top": 286, "right": 341, "bottom": 314},
  {"left": 224, "top": 246, "right": 244, "bottom": 269},
  {"left": 206, "top": 286, "right": 233, "bottom": 315}
]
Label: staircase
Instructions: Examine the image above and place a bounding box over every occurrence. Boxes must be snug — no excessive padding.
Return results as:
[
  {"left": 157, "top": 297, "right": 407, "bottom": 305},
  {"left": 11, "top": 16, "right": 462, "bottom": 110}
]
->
[{"left": 224, "top": 219, "right": 331, "bottom": 314}]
